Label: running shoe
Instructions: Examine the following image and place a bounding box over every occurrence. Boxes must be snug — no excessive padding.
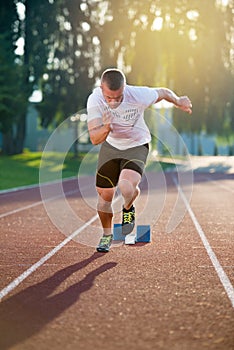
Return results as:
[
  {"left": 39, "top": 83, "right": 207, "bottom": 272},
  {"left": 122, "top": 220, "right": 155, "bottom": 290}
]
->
[
  {"left": 122, "top": 205, "right": 135, "bottom": 235},
  {"left": 96, "top": 234, "right": 113, "bottom": 253}
]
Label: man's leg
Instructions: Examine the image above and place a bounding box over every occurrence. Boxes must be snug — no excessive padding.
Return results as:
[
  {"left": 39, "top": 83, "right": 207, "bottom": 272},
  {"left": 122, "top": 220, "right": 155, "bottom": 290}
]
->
[
  {"left": 96, "top": 187, "right": 116, "bottom": 252},
  {"left": 96, "top": 186, "right": 116, "bottom": 235},
  {"left": 118, "top": 169, "right": 141, "bottom": 210},
  {"left": 118, "top": 169, "right": 141, "bottom": 235}
]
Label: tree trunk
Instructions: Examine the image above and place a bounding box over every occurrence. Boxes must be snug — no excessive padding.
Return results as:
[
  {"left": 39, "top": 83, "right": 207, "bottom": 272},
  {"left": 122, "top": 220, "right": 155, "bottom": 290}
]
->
[
  {"left": 2, "top": 130, "right": 15, "bottom": 155},
  {"left": 15, "top": 114, "right": 26, "bottom": 154},
  {"left": 2, "top": 114, "right": 26, "bottom": 155}
]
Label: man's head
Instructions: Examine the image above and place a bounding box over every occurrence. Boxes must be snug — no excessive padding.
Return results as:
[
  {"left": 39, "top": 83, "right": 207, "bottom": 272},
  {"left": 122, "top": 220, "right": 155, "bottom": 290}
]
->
[
  {"left": 101, "top": 68, "right": 126, "bottom": 90},
  {"left": 101, "top": 68, "right": 126, "bottom": 108}
]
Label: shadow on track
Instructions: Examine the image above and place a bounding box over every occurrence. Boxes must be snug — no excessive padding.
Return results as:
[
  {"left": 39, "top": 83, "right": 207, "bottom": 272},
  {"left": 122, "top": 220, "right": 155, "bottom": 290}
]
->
[{"left": 0, "top": 253, "right": 117, "bottom": 349}]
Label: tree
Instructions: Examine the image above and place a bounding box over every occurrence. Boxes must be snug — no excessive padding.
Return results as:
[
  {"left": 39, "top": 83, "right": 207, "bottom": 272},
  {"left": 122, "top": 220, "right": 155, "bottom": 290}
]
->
[
  {"left": 37, "top": 0, "right": 96, "bottom": 128},
  {"left": 92, "top": 0, "right": 234, "bottom": 140},
  {"left": 1, "top": 0, "right": 233, "bottom": 155},
  {"left": 0, "top": 0, "right": 30, "bottom": 154}
]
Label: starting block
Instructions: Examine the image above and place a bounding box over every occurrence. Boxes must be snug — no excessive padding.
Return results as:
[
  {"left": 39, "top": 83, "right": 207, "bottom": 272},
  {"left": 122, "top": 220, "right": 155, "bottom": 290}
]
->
[{"left": 113, "top": 223, "right": 151, "bottom": 245}]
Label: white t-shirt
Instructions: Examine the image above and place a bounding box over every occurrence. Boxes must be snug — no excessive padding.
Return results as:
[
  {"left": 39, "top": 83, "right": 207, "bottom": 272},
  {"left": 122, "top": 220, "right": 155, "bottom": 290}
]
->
[{"left": 87, "top": 85, "right": 158, "bottom": 150}]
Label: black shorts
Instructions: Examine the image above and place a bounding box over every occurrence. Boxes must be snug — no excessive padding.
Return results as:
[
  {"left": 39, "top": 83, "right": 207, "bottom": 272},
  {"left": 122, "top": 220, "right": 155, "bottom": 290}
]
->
[{"left": 96, "top": 141, "right": 149, "bottom": 188}]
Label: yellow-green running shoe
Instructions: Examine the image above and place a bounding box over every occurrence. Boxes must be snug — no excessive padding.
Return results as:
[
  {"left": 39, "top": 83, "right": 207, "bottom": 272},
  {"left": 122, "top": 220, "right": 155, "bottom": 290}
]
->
[
  {"left": 96, "top": 234, "right": 113, "bottom": 253},
  {"left": 122, "top": 205, "right": 135, "bottom": 235}
]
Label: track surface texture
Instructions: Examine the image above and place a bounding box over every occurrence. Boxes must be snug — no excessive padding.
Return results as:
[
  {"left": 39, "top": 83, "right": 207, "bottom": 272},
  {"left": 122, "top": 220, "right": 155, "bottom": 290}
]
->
[{"left": 0, "top": 156, "right": 234, "bottom": 350}]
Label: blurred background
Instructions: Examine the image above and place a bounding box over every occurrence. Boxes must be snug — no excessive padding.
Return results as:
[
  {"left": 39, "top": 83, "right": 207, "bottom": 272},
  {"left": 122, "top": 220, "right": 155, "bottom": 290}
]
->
[{"left": 0, "top": 0, "right": 233, "bottom": 158}]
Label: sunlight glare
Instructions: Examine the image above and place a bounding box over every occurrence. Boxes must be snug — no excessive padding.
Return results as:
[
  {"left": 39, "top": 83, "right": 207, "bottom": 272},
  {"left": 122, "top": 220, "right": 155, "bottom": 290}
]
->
[
  {"left": 189, "top": 28, "right": 198, "bottom": 41},
  {"left": 15, "top": 37, "right": 24, "bottom": 55},
  {"left": 186, "top": 10, "right": 199, "bottom": 21},
  {"left": 151, "top": 17, "right": 163, "bottom": 31},
  {"left": 216, "top": 0, "right": 230, "bottom": 6},
  {"left": 81, "top": 22, "right": 90, "bottom": 32},
  {"left": 16, "top": 2, "right": 25, "bottom": 21},
  {"left": 29, "top": 90, "right": 42, "bottom": 103}
]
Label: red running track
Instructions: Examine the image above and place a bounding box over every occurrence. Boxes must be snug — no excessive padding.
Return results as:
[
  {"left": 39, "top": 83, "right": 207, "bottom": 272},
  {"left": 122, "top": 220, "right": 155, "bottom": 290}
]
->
[{"left": 0, "top": 170, "right": 234, "bottom": 350}]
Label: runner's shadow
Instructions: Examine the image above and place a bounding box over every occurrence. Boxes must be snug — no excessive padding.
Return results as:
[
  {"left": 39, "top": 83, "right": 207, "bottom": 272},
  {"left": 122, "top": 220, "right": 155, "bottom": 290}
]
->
[{"left": 0, "top": 252, "right": 117, "bottom": 350}]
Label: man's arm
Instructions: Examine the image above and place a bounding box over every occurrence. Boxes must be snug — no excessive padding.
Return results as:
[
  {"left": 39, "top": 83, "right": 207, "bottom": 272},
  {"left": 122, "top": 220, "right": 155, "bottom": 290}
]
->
[
  {"left": 88, "top": 116, "right": 112, "bottom": 145},
  {"left": 156, "top": 88, "right": 192, "bottom": 114}
]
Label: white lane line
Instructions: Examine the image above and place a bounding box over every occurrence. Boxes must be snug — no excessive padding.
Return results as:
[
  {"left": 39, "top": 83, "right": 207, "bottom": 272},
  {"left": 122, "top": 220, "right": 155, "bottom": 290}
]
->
[
  {"left": 0, "top": 214, "right": 98, "bottom": 301},
  {"left": 0, "top": 189, "right": 79, "bottom": 219},
  {"left": 173, "top": 175, "right": 234, "bottom": 308},
  {"left": 0, "top": 200, "right": 51, "bottom": 219},
  {"left": 0, "top": 195, "right": 121, "bottom": 301}
]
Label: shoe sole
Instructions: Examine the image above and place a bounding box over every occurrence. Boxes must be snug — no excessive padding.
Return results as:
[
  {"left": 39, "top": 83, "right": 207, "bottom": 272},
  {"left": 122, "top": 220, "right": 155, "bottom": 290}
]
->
[{"left": 96, "top": 247, "right": 110, "bottom": 253}]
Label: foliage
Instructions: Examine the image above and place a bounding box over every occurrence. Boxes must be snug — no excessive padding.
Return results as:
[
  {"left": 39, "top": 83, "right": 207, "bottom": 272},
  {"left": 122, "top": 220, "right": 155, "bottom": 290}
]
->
[
  {"left": 93, "top": 0, "right": 234, "bottom": 138},
  {"left": 0, "top": 0, "right": 31, "bottom": 154},
  {"left": 0, "top": 0, "right": 234, "bottom": 154},
  {"left": 0, "top": 34, "right": 25, "bottom": 133},
  {"left": 35, "top": 0, "right": 96, "bottom": 128}
]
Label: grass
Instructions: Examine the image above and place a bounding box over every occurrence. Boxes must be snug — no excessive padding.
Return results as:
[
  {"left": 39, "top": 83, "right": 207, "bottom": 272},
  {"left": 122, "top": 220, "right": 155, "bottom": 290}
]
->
[
  {"left": 0, "top": 150, "right": 175, "bottom": 191},
  {"left": 0, "top": 150, "right": 98, "bottom": 191}
]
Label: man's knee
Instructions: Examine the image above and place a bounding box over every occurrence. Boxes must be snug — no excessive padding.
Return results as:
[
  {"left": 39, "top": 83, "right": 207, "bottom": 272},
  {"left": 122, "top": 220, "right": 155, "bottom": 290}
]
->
[
  {"left": 97, "top": 196, "right": 113, "bottom": 214},
  {"left": 96, "top": 188, "right": 115, "bottom": 213},
  {"left": 118, "top": 179, "right": 135, "bottom": 198}
]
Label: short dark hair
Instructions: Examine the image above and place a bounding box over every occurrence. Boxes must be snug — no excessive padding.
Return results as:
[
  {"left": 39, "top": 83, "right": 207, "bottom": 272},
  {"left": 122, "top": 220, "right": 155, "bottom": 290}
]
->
[{"left": 101, "top": 68, "right": 126, "bottom": 90}]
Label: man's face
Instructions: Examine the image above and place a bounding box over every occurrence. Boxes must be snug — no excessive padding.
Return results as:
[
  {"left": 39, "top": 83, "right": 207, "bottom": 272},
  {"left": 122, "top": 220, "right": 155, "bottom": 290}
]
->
[{"left": 101, "top": 83, "right": 124, "bottom": 109}]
